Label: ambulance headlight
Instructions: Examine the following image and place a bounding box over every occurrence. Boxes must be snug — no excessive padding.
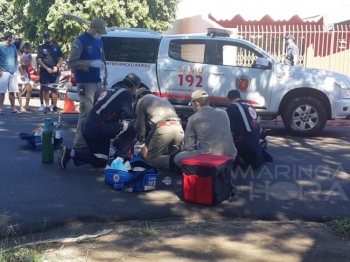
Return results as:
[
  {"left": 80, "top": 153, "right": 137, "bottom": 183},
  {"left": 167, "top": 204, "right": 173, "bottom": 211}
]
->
[
  {"left": 334, "top": 80, "right": 348, "bottom": 89},
  {"left": 342, "top": 88, "right": 350, "bottom": 99},
  {"left": 334, "top": 80, "right": 350, "bottom": 98}
]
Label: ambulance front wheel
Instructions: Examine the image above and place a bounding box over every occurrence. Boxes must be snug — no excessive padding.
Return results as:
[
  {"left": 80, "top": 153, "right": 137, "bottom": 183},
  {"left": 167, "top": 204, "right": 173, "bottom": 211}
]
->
[{"left": 282, "top": 96, "right": 327, "bottom": 136}]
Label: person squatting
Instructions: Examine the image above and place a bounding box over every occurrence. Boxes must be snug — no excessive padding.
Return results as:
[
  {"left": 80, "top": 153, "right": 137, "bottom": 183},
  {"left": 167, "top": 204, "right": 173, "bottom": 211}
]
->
[
  {"left": 134, "top": 87, "right": 184, "bottom": 170},
  {"left": 226, "top": 89, "right": 269, "bottom": 167}
]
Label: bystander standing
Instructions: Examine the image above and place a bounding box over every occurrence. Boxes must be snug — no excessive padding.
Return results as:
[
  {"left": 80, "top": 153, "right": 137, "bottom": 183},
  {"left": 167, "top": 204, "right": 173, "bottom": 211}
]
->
[
  {"left": 14, "top": 38, "right": 33, "bottom": 112},
  {"left": 284, "top": 35, "right": 299, "bottom": 66},
  {"left": 0, "top": 31, "right": 20, "bottom": 114},
  {"left": 37, "top": 31, "right": 63, "bottom": 113}
]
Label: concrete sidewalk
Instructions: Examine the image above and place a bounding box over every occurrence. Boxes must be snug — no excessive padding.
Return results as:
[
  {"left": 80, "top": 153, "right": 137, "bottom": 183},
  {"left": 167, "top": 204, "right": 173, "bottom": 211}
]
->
[{"left": 5, "top": 219, "right": 350, "bottom": 262}]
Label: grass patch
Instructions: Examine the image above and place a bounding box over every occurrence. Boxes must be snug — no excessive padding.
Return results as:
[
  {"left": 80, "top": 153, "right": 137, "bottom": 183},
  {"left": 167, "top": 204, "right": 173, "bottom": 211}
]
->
[
  {"left": 127, "top": 221, "right": 160, "bottom": 237},
  {"left": 140, "top": 227, "right": 159, "bottom": 236},
  {"left": 0, "top": 247, "right": 46, "bottom": 262},
  {"left": 0, "top": 212, "right": 52, "bottom": 262},
  {"left": 1, "top": 211, "right": 21, "bottom": 254},
  {"left": 329, "top": 217, "right": 350, "bottom": 238}
]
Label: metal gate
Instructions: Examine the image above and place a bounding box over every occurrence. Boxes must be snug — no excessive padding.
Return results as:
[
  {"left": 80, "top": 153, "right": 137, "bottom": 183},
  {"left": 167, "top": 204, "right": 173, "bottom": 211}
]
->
[{"left": 237, "top": 24, "right": 350, "bottom": 76}]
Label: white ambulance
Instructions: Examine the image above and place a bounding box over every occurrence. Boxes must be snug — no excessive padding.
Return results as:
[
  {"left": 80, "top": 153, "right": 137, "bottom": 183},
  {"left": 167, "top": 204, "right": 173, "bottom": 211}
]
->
[{"left": 65, "top": 15, "right": 350, "bottom": 135}]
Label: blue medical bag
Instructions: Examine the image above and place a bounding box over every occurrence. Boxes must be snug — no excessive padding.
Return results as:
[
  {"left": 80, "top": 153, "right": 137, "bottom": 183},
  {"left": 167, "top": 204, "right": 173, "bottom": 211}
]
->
[{"left": 104, "top": 156, "right": 159, "bottom": 192}]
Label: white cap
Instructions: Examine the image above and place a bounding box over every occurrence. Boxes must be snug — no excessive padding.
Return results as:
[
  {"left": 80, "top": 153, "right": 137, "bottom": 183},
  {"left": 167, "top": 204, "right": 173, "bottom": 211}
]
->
[{"left": 191, "top": 90, "right": 209, "bottom": 100}]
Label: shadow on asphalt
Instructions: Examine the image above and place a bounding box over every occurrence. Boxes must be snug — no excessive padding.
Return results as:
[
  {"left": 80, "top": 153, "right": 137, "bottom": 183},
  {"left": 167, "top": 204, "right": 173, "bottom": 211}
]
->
[{"left": 0, "top": 110, "right": 350, "bottom": 237}]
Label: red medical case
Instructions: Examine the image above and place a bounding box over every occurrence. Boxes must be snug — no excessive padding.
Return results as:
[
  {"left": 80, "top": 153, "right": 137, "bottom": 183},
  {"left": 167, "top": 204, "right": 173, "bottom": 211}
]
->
[{"left": 181, "top": 154, "right": 233, "bottom": 205}]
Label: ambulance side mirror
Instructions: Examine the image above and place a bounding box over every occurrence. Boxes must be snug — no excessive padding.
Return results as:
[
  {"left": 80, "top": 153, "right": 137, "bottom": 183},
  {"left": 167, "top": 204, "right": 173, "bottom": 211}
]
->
[{"left": 253, "top": 57, "right": 271, "bottom": 70}]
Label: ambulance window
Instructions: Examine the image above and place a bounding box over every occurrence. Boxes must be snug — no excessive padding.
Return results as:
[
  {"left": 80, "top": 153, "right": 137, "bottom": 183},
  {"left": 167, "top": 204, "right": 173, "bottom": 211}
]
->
[
  {"left": 216, "top": 42, "right": 262, "bottom": 68},
  {"left": 102, "top": 37, "right": 160, "bottom": 63},
  {"left": 168, "top": 40, "right": 205, "bottom": 63}
]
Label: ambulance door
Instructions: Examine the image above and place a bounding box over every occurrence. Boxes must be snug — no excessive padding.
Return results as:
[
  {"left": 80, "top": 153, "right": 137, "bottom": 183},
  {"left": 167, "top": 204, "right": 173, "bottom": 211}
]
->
[
  {"left": 207, "top": 39, "right": 273, "bottom": 112},
  {"left": 157, "top": 38, "right": 209, "bottom": 107}
]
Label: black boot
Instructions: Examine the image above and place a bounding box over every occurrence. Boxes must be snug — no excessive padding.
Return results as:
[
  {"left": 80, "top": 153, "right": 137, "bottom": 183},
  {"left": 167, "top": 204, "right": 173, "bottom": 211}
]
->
[{"left": 169, "top": 153, "right": 181, "bottom": 175}]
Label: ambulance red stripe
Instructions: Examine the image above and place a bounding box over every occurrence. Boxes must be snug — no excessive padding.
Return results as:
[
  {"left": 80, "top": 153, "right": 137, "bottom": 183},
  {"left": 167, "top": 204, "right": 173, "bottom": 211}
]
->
[{"left": 152, "top": 92, "right": 260, "bottom": 105}]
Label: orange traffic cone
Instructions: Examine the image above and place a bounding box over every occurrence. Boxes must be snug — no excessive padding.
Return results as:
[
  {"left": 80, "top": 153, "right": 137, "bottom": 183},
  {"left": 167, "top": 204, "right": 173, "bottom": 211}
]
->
[{"left": 61, "top": 90, "right": 78, "bottom": 114}]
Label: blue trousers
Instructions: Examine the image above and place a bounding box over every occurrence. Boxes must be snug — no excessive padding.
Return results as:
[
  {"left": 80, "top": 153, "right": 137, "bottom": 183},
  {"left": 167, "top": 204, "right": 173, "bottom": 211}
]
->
[{"left": 73, "top": 127, "right": 135, "bottom": 168}]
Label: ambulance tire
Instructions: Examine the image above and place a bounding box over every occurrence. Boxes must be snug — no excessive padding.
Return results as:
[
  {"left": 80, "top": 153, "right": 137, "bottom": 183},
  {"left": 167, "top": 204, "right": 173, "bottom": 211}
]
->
[{"left": 282, "top": 96, "right": 327, "bottom": 136}]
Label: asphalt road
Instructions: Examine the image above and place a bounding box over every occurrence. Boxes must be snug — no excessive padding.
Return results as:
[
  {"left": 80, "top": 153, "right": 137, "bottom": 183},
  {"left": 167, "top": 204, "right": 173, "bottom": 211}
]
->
[{"left": 0, "top": 98, "right": 350, "bottom": 235}]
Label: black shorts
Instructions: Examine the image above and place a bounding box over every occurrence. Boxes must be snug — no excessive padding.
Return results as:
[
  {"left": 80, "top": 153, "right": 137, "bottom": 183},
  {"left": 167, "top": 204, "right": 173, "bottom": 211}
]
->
[{"left": 40, "top": 71, "right": 60, "bottom": 91}]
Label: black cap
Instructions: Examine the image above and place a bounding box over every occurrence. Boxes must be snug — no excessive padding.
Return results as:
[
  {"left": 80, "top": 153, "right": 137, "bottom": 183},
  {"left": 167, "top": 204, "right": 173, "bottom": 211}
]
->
[
  {"left": 122, "top": 73, "right": 141, "bottom": 88},
  {"left": 135, "top": 87, "right": 151, "bottom": 99},
  {"left": 43, "top": 31, "right": 51, "bottom": 39},
  {"left": 227, "top": 90, "right": 241, "bottom": 100}
]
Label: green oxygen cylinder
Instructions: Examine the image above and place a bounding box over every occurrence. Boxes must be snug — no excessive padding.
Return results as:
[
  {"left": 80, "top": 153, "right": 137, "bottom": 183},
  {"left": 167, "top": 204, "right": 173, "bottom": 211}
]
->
[{"left": 42, "top": 118, "right": 54, "bottom": 163}]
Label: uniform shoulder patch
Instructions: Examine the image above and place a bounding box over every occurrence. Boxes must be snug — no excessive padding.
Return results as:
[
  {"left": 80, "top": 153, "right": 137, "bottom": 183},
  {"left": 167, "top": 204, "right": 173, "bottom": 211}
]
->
[
  {"left": 73, "top": 43, "right": 79, "bottom": 48},
  {"left": 248, "top": 106, "right": 257, "bottom": 120},
  {"left": 98, "top": 91, "right": 108, "bottom": 101}
]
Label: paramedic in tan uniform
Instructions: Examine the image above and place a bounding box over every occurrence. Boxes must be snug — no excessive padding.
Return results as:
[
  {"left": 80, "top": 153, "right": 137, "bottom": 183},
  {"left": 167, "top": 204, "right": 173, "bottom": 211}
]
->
[
  {"left": 174, "top": 90, "right": 237, "bottom": 166},
  {"left": 68, "top": 17, "right": 108, "bottom": 150},
  {"left": 134, "top": 87, "right": 184, "bottom": 170}
]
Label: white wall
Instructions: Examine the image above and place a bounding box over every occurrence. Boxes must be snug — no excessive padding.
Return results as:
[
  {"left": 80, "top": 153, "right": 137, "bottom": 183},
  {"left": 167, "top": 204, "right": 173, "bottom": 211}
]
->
[{"left": 163, "top": 15, "right": 224, "bottom": 35}]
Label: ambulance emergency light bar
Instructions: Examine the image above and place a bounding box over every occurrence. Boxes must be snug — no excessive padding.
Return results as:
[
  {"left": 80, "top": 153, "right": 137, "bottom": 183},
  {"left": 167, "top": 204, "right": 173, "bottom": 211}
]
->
[{"left": 206, "top": 27, "right": 233, "bottom": 37}]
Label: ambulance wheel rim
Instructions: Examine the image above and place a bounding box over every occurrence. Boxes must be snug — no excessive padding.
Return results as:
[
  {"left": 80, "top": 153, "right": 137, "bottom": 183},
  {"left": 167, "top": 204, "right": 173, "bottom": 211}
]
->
[{"left": 291, "top": 104, "right": 319, "bottom": 131}]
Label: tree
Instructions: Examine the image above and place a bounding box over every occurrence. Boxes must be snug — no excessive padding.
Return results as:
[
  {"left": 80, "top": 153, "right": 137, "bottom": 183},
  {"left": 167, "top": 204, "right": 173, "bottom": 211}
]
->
[
  {"left": 0, "top": 0, "right": 19, "bottom": 35},
  {"left": 11, "top": 0, "right": 180, "bottom": 54}
]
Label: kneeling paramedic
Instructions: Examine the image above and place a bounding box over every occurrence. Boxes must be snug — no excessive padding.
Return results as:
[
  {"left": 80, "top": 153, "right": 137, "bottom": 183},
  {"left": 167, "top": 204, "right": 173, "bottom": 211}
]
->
[
  {"left": 134, "top": 88, "right": 184, "bottom": 170},
  {"left": 58, "top": 73, "right": 141, "bottom": 169},
  {"left": 226, "top": 90, "right": 268, "bottom": 166},
  {"left": 174, "top": 90, "right": 237, "bottom": 166}
]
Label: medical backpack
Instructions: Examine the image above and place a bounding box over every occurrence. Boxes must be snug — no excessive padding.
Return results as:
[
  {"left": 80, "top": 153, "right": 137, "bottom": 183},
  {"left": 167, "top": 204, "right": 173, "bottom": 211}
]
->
[{"left": 104, "top": 156, "right": 159, "bottom": 192}]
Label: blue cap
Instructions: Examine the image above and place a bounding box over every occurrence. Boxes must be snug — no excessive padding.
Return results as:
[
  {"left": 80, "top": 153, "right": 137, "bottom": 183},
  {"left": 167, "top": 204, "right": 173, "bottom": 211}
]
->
[{"left": 284, "top": 35, "right": 295, "bottom": 40}]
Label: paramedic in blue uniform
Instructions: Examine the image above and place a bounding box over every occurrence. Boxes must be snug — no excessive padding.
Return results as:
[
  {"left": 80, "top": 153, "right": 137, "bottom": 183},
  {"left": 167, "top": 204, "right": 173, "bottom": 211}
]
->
[
  {"left": 226, "top": 90, "right": 268, "bottom": 165},
  {"left": 134, "top": 87, "right": 184, "bottom": 170},
  {"left": 58, "top": 73, "right": 140, "bottom": 169},
  {"left": 68, "top": 17, "right": 108, "bottom": 150}
]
